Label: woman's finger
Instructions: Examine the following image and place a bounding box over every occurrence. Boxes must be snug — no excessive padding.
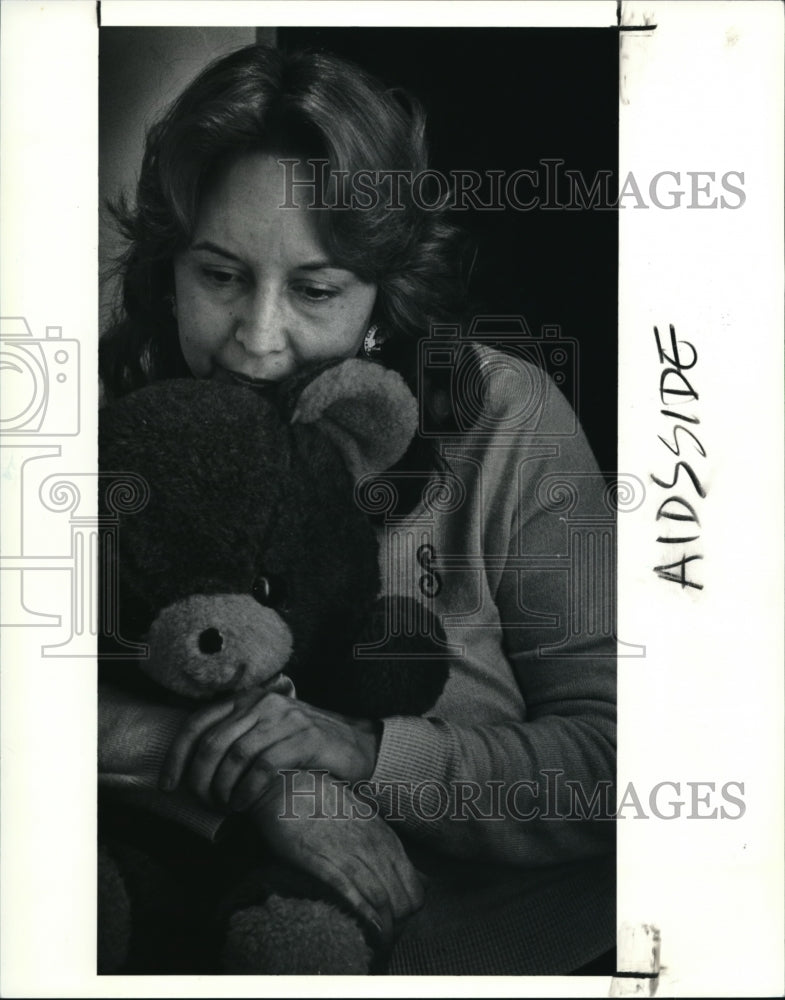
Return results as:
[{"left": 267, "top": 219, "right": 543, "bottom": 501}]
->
[
  {"left": 391, "top": 854, "right": 426, "bottom": 919},
  {"left": 185, "top": 692, "right": 299, "bottom": 804},
  {"left": 210, "top": 700, "right": 313, "bottom": 806},
  {"left": 230, "top": 711, "right": 368, "bottom": 787},
  {"left": 159, "top": 698, "right": 236, "bottom": 790},
  {"left": 223, "top": 757, "right": 276, "bottom": 812},
  {"left": 350, "top": 853, "right": 397, "bottom": 946},
  {"left": 226, "top": 728, "right": 322, "bottom": 811},
  {"left": 312, "top": 851, "right": 395, "bottom": 948},
  {"left": 360, "top": 843, "right": 416, "bottom": 929},
  {"left": 210, "top": 726, "right": 289, "bottom": 807},
  {"left": 183, "top": 708, "right": 268, "bottom": 804}
]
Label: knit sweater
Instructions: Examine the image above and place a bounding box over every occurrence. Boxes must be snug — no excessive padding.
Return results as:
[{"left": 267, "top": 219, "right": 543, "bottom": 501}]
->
[{"left": 99, "top": 348, "right": 617, "bottom": 973}]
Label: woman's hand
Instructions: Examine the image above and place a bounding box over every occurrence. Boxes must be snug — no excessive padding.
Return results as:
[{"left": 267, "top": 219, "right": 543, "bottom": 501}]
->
[
  {"left": 159, "top": 689, "right": 381, "bottom": 812},
  {"left": 250, "top": 770, "right": 424, "bottom": 948}
]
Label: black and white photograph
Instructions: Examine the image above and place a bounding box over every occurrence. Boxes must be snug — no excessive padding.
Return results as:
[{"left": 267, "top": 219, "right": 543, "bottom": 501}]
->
[
  {"left": 0, "top": 1, "right": 782, "bottom": 995},
  {"left": 95, "top": 23, "right": 618, "bottom": 977}
]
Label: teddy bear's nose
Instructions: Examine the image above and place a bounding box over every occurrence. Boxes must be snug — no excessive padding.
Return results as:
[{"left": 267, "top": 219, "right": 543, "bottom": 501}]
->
[{"left": 198, "top": 627, "right": 224, "bottom": 654}]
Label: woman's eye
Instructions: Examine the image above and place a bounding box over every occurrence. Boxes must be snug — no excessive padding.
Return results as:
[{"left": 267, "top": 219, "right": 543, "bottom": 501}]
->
[
  {"left": 252, "top": 574, "right": 289, "bottom": 609},
  {"left": 293, "top": 283, "right": 339, "bottom": 303},
  {"left": 201, "top": 267, "right": 244, "bottom": 289}
]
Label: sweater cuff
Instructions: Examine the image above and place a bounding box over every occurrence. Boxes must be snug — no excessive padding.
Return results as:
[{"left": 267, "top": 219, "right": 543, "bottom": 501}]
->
[
  {"left": 100, "top": 777, "right": 227, "bottom": 842},
  {"left": 102, "top": 709, "right": 184, "bottom": 782},
  {"left": 98, "top": 687, "right": 227, "bottom": 841},
  {"left": 373, "top": 716, "right": 453, "bottom": 785},
  {"left": 370, "top": 716, "right": 458, "bottom": 833}
]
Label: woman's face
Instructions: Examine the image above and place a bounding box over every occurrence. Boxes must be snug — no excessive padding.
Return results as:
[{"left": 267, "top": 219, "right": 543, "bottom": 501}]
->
[{"left": 173, "top": 153, "right": 377, "bottom": 384}]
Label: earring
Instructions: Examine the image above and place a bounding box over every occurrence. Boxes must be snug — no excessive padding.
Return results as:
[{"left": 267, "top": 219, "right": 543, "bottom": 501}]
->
[{"left": 362, "top": 324, "right": 384, "bottom": 359}]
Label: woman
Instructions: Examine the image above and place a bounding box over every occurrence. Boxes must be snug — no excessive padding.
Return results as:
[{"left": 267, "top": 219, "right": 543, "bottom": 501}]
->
[{"left": 99, "top": 42, "right": 616, "bottom": 975}]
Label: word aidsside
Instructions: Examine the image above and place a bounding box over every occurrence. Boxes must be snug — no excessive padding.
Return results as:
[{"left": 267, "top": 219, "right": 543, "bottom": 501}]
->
[{"left": 651, "top": 324, "right": 705, "bottom": 591}]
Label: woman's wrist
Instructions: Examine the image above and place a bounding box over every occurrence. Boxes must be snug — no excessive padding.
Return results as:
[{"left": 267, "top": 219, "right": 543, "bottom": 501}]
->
[{"left": 348, "top": 717, "right": 383, "bottom": 781}]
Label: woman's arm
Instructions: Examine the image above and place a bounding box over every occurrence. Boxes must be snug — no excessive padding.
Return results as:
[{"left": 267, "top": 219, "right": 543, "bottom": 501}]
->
[
  {"left": 99, "top": 681, "right": 230, "bottom": 840},
  {"left": 368, "top": 367, "right": 616, "bottom": 864},
  {"left": 369, "top": 637, "right": 616, "bottom": 865}
]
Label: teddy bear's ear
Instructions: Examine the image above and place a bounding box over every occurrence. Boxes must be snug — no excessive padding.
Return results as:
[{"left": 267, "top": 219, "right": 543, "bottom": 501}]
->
[{"left": 290, "top": 360, "right": 417, "bottom": 477}]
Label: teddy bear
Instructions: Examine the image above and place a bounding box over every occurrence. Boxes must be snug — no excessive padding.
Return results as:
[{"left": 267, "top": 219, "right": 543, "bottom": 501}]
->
[{"left": 97, "top": 359, "right": 451, "bottom": 975}]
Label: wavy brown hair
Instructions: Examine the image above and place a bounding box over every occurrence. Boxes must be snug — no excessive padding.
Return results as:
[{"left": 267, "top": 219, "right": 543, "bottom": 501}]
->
[{"left": 100, "top": 43, "right": 471, "bottom": 416}]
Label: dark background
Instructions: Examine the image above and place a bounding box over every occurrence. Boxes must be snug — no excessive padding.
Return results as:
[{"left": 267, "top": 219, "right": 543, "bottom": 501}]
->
[{"left": 280, "top": 27, "right": 619, "bottom": 474}]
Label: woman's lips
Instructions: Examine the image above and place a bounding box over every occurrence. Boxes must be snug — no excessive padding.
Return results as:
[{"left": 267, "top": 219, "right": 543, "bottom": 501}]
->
[{"left": 211, "top": 367, "right": 280, "bottom": 389}]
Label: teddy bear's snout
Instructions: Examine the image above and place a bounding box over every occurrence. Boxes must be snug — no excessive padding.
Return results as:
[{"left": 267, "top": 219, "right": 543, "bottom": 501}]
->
[{"left": 142, "top": 593, "right": 294, "bottom": 700}]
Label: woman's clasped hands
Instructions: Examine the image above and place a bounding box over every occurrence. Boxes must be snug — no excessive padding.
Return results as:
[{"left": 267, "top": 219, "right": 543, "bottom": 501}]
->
[
  {"left": 159, "top": 688, "right": 423, "bottom": 945},
  {"left": 159, "top": 687, "right": 380, "bottom": 808}
]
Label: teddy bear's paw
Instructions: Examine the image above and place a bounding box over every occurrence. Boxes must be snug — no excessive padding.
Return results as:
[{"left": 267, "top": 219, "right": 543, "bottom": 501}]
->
[{"left": 221, "top": 894, "right": 373, "bottom": 975}]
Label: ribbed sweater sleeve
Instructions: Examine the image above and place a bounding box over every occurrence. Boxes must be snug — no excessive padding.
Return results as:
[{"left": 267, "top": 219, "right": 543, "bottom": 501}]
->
[{"left": 98, "top": 682, "right": 227, "bottom": 841}]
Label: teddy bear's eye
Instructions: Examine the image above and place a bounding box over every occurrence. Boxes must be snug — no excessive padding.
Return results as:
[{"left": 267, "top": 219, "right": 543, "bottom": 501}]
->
[{"left": 252, "top": 574, "right": 288, "bottom": 609}]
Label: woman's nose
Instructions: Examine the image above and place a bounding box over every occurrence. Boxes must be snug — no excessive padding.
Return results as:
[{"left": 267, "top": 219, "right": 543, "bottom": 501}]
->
[{"left": 234, "top": 286, "right": 287, "bottom": 356}]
